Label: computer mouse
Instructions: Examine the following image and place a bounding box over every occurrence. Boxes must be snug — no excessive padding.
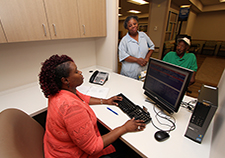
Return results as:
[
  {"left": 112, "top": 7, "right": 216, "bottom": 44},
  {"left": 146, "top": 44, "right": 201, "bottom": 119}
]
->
[{"left": 154, "top": 130, "right": 170, "bottom": 142}]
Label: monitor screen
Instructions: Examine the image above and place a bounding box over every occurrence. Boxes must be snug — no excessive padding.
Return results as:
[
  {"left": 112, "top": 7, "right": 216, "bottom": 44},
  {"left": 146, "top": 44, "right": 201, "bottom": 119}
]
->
[{"left": 143, "top": 58, "right": 193, "bottom": 114}]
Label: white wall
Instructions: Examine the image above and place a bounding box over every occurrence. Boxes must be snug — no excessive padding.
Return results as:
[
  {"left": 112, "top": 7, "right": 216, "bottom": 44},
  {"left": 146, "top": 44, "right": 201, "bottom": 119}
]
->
[
  {"left": 96, "top": 0, "right": 119, "bottom": 72},
  {"left": 0, "top": 38, "right": 97, "bottom": 91},
  {"left": 0, "top": 0, "right": 118, "bottom": 91},
  {"left": 210, "top": 69, "right": 225, "bottom": 158}
]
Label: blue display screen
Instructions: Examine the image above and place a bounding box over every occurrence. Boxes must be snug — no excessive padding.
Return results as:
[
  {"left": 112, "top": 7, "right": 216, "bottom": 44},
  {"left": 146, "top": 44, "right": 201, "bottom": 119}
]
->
[{"left": 143, "top": 58, "right": 192, "bottom": 113}]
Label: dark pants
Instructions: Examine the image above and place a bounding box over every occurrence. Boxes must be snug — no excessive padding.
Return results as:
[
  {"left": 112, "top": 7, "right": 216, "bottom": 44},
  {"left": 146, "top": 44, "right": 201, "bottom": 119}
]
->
[{"left": 97, "top": 121, "right": 140, "bottom": 158}]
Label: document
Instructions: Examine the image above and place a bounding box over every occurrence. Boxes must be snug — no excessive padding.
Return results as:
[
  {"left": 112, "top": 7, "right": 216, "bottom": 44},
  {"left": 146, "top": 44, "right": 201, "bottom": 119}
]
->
[{"left": 77, "top": 85, "right": 109, "bottom": 99}]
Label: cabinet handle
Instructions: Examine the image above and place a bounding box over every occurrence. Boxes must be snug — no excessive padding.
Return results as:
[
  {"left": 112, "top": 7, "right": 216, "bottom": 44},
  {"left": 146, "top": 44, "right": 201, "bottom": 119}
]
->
[
  {"left": 42, "top": 24, "right": 47, "bottom": 36},
  {"left": 52, "top": 24, "right": 57, "bottom": 36},
  {"left": 82, "top": 25, "right": 85, "bottom": 35}
]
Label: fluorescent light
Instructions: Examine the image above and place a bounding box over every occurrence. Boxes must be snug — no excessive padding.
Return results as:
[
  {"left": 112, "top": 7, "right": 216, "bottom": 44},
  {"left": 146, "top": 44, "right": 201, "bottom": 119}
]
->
[
  {"left": 118, "top": 7, "right": 121, "bottom": 9},
  {"left": 220, "top": 0, "right": 225, "bottom": 2},
  {"left": 118, "top": 14, "right": 122, "bottom": 16},
  {"left": 128, "top": 0, "right": 149, "bottom": 5},
  {"left": 180, "top": 5, "right": 191, "bottom": 8},
  {"left": 128, "top": 10, "right": 141, "bottom": 14}
]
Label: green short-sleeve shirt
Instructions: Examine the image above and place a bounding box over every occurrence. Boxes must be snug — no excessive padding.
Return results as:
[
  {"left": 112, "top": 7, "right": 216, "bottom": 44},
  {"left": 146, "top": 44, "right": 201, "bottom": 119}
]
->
[{"left": 163, "top": 51, "right": 198, "bottom": 72}]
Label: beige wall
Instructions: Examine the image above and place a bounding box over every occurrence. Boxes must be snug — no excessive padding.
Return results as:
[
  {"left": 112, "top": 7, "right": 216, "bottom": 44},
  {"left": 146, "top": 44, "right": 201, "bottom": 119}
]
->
[
  {"left": 148, "top": 0, "right": 171, "bottom": 59},
  {"left": 185, "top": 11, "right": 197, "bottom": 36},
  {"left": 191, "top": 10, "right": 225, "bottom": 41},
  {"left": 148, "top": 0, "right": 171, "bottom": 47},
  {"left": 0, "top": 38, "right": 97, "bottom": 91}
]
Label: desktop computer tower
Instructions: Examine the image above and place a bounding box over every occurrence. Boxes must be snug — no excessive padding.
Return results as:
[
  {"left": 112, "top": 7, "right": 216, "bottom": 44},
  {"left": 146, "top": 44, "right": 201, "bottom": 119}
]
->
[{"left": 184, "top": 84, "right": 218, "bottom": 144}]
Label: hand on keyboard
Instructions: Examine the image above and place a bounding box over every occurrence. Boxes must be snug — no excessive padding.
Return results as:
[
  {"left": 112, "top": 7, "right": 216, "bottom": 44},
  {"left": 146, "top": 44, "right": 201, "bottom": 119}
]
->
[
  {"left": 106, "top": 95, "right": 123, "bottom": 106},
  {"left": 122, "top": 118, "right": 146, "bottom": 132},
  {"left": 115, "top": 93, "right": 151, "bottom": 124}
]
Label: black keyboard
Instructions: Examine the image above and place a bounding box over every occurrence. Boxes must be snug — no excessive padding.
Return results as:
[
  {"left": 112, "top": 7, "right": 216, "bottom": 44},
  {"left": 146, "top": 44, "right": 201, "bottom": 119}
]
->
[{"left": 115, "top": 93, "right": 151, "bottom": 124}]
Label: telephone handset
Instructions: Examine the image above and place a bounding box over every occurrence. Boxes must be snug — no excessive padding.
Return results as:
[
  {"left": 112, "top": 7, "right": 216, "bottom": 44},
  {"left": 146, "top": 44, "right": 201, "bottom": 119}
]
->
[{"left": 89, "top": 70, "right": 109, "bottom": 85}]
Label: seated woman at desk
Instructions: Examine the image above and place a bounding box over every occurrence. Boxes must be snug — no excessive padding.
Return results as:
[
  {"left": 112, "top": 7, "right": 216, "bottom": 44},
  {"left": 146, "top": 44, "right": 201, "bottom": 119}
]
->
[{"left": 39, "top": 54, "right": 146, "bottom": 158}]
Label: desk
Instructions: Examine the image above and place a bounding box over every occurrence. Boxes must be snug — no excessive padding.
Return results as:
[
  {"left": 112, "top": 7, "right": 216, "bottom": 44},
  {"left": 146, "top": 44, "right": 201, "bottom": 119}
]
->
[
  {"left": 0, "top": 65, "right": 212, "bottom": 158},
  {"left": 80, "top": 66, "right": 213, "bottom": 158},
  {"left": 0, "top": 82, "right": 47, "bottom": 117}
]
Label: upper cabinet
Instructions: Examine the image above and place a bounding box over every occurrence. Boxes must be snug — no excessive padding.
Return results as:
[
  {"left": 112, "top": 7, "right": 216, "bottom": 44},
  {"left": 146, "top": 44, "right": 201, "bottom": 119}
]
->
[
  {"left": 0, "top": 0, "right": 106, "bottom": 43},
  {"left": 44, "top": 0, "right": 81, "bottom": 39},
  {"left": 77, "top": 0, "right": 106, "bottom": 37},
  {"left": 0, "top": 0, "right": 51, "bottom": 43},
  {"left": 0, "top": 22, "right": 7, "bottom": 43}
]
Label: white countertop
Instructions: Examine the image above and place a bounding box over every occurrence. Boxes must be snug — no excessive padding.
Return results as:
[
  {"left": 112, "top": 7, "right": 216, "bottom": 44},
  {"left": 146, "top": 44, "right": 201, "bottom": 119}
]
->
[{"left": 0, "top": 65, "right": 212, "bottom": 158}]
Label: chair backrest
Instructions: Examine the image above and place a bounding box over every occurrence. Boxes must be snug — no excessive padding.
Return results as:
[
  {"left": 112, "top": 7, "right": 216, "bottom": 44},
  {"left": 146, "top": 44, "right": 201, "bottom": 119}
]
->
[
  {"left": 0, "top": 108, "right": 44, "bottom": 158},
  {"left": 220, "top": 41, "right": 225, "bottom": 49},
  {"left": 204, "top": 41, "right": 217, "bottom": 47}
]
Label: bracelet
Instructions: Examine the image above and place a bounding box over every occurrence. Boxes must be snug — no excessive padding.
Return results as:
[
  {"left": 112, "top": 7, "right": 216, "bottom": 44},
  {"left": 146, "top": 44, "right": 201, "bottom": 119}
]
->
[{"left": 100, "top": 98, "right": 103, "bottom": 105}]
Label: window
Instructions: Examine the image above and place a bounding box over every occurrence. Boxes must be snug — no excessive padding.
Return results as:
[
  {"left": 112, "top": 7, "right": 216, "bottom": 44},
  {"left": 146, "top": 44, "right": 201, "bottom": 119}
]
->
[{"left": 165, "top": 11, "right": 178, "bottom": 41}]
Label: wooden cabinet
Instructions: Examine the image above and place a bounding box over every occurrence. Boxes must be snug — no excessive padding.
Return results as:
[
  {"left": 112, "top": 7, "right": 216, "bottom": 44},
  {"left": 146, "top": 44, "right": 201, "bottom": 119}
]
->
[
  {"left": 77, "top": 0, "right": 106, "bottom": 37},
  {"left": 0, "top": 0, "right": 51, "bottom": 43},
  {"left": 0, "top": 22, "right": 7, "bottom": 43},
  {"left": 0, "top": 0, "right": 106, "bottom": 43},
  {"left": 44, "top": 0, "right": 106, "bottom": 39},
  {"left": 44, "top": 0, "right": 81, "bottom": 39}
]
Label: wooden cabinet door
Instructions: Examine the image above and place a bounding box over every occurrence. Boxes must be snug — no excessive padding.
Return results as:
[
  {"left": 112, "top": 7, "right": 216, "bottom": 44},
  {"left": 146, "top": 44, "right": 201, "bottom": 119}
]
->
[
  {"left": 0, "top": 0, "right": 50, "bottom": 42},
  {"left": 77, "top": 0, "right": 106, "bottom": 37},
  {"left": 0, "top": 22, "right": 7, "bottom": 43},
  {"left": 44, "top": 0, "right": 81, "bottom": 39}
]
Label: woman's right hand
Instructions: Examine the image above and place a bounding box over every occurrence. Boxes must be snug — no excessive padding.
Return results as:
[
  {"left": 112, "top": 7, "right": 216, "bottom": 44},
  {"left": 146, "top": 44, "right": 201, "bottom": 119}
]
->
[
  {"left": 102, "top": 118, "right": 146, "bottom": 148},
  {"left": 137, "top": 58, "right": 147, "bottom": 66},
  {"left": 122, "top": 118, "right": 146, "bottom": 132}
]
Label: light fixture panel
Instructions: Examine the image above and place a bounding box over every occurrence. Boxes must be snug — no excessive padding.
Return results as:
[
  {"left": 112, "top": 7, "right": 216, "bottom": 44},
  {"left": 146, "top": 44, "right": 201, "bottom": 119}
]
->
[{"left": 128, "top": 0, "right": 149, "bottom": 5}]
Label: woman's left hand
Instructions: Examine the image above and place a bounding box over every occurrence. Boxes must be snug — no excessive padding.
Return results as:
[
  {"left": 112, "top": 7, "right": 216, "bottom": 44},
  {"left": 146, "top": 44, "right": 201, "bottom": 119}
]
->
[{"left": 106, "top": 96, "right": 123, "bottom": 106}]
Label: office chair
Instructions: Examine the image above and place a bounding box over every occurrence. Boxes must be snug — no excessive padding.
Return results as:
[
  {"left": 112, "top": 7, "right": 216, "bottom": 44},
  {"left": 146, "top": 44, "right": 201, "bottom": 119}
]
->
[{"left": 0, "top": 108, "right": 45, "bottom": 158}]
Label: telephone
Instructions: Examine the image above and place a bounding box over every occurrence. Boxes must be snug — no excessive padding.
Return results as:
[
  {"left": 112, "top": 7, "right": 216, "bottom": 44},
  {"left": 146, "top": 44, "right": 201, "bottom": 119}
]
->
[{"left": 89, "top": 70, "right": 109, "bottom": 85}]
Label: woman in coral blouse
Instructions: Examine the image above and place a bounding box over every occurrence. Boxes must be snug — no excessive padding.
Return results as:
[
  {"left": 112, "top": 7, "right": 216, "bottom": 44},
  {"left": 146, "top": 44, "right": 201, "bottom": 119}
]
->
[{"left": 39, "top": 54, "right": 146, "bottom": 158}]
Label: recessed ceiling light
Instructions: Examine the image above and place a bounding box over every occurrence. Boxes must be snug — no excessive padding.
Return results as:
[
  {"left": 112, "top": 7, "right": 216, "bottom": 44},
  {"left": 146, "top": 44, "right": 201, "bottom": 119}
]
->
[
  {"left": 180, "top": 5, "right": 191, "bottom": 8},
  {"left": 220, "top": 0, "right": 225, "bottom": 2},
  {"left": 128, "top": 10, "right": 141, "bottom": 14},
  {"left": 128, "top": 0, "right": 149, "bottom": 5}
]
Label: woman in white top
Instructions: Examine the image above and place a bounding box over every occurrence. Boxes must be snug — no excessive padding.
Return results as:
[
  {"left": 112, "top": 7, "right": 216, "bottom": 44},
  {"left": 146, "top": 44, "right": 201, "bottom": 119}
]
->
[{"left": 119, "top": 15, "right": 155, "bottom": 79}]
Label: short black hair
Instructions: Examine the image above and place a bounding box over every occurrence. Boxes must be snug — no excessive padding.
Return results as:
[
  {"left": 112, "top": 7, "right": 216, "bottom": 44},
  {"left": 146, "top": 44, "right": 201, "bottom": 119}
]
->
[{"left": 124, "top": 15, "right": 139, "bottom": 29}]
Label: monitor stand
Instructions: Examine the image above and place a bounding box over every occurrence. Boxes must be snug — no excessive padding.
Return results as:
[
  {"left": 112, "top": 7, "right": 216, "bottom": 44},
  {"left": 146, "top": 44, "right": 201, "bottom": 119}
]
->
[{"left": 144, "top": 91, "right": 174, "bottom": 115}]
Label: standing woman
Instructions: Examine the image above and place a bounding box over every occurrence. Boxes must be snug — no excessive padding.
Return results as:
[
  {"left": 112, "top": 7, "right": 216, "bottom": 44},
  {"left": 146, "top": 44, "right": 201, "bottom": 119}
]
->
[
  {"left": 119, "top": 15, "right": 155, "bottom": 79},
  {"left": 39, "top": 54, "right": 146, "bottom": 158}
]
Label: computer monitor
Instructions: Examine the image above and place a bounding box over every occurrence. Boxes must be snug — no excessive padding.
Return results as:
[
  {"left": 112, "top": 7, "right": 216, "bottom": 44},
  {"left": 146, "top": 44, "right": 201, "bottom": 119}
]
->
[{"left": 143, "top": 58, "right": 193, "bottom": 114}]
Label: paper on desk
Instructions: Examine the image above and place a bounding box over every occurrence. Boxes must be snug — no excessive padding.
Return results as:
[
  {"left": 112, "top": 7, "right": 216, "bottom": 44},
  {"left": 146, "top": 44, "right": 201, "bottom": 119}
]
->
[{"left": 77, "top": 85, "right": 109, "bottom": 99}]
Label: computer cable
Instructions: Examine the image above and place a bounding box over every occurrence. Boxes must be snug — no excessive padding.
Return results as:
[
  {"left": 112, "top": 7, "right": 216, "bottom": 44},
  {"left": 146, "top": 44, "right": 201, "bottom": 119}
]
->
[
  {"left": 181, "top": 99, "right": 197, "bottom": 112},
  {"left": 151, "top": 103, "right": 176, "bottom": 133}
]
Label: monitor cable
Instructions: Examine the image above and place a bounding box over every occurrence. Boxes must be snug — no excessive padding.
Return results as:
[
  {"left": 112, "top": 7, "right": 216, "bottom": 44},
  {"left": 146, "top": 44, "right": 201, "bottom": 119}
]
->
[{"left": 151, "top": 103, "right": 176, "bottom": 133}]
